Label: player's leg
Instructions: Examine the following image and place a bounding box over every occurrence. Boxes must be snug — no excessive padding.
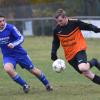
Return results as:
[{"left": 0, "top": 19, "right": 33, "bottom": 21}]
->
[
  {"left": 69, "top": 57, "right": 100, "bottom": 85},
  {"left": 74, "top": 50, "right": 100, "bottom": 70},
  {"left": 77, "top": 51, "right": 100, "bottom": 84},
  {"left": 68, "top": 50, "right": 100, "bottom": 85},
  {"left": 3, "top": 57, "right": 29, "bottom": 93},
  {"left": 88, "top": 58, "right": 100, "bottom": 70},
  {"left": 30, "top": 67, "right": 53, "bottom": 91},
  {"left": 18, "top": 55, "right": 53, "bottom": 91},
  {"left": 78, "top": 63, "right": 100, "bottom": 85}
]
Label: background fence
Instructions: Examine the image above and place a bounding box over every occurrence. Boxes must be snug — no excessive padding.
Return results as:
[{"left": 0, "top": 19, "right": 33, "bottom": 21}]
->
[
  {"left": 7, "top": 16, "right": 100, "bottom": 37},
  {"left": 8, "top": 17, "right": 55, "bottom": 36}
]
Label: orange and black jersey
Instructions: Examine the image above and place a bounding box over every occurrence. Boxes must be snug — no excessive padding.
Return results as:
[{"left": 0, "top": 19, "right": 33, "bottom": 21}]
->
[{"left": 51, "top": 19, "right": 100, "bottom": 61}]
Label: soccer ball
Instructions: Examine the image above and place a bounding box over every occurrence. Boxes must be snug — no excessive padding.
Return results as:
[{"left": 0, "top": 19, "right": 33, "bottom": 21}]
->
[{"left": 52, "top": 59, "right": 66, "bottom": 73}]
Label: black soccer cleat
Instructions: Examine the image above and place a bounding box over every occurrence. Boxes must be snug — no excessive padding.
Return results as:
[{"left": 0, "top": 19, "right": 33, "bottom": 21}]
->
[
  {"left": 92, "top": 58, "right": 100, "bottom": 70},
  {"left": 46, "top": 84, "right": 53, "bottom": 91},
  {"left": 23, "top": 84, "right": 30, "bottom": 93}
]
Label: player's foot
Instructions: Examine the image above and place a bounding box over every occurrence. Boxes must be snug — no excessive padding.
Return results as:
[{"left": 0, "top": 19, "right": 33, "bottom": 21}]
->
[
  {"left": 92, "top": 58, "right": 100, "bottom": 70},
  {"left": 23, "top": 84, "right": 30, "bottom": 93},
  {"left": 46, "top": 84, "right": 53, "bottom": 91}
]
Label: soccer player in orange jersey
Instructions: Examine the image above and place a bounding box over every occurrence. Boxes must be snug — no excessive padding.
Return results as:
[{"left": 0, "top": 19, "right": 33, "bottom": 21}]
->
[{"left": 51, "top": 9, "right": 100, "bottom": 85}]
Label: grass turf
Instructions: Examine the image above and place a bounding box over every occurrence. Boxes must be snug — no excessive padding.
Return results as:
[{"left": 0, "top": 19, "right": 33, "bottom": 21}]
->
[{"left": 0, "top": 37, "right": 100, "bottom": 100}]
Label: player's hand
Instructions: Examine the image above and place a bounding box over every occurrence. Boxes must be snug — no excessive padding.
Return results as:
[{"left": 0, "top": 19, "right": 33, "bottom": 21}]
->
[
  {"left": 51, "top": 53, "right": 58, "bottom": 61},
  {"left": 8, "top": 43, "right": 14, "bottom": 48}
]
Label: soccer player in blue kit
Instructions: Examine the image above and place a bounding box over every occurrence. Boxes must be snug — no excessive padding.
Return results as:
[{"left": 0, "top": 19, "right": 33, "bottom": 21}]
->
[{"left": 0, "top": 14, "right": 52, "bottom": 93}]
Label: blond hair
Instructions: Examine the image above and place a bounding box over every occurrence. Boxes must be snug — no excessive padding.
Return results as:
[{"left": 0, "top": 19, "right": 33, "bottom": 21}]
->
[{"left": 54, "top": 8, "right": 66, "bottom": 18}]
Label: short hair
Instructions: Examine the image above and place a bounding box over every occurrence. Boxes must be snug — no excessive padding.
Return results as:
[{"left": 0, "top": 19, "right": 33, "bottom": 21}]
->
[{"left": 54, "top": 8, "right": 66, "bottom": 18}]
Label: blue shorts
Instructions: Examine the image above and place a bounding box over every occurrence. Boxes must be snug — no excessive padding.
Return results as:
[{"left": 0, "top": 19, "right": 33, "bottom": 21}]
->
[{"left": 3, "top": 55, "right": 34, "bottom": 70}]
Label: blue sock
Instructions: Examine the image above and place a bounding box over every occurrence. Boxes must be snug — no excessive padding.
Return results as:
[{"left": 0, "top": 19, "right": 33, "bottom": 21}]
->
[
  {"left": 12, "top": 74, "right": 27, "bottom": 87},
  {"left": 37, "top": 72, "right": 49, "bottom": 86}
]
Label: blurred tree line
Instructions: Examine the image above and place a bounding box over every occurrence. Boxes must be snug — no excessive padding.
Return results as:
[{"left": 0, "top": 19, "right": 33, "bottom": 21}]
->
[
  {"left": 0, "top": 0, "right": 100, "bottom": 18},
  {"left": 0, "top": 0, "right": 100, "bottom": 35},
  {"left": 0, "top": 0, "right": 62, "bottom": 6}
]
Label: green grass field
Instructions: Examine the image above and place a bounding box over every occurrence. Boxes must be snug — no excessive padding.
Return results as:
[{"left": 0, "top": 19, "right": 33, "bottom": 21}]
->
[{"left": 0, "top": 37, "right": 100, "bottom": 100}]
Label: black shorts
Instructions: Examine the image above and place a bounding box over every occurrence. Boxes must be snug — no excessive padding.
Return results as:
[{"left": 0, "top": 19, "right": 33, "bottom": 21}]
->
[{"left": 68, "top": 50, "right": 87, "bottom": 73}]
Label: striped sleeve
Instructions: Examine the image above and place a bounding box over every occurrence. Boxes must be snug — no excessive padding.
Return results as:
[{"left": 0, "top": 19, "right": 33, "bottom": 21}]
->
[{"left": 11, "top": 26, "right": 24, "bottom": 47}]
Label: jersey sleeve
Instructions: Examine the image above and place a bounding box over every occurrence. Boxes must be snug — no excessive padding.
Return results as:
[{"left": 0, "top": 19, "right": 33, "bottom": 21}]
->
[
  {"left": 77, "top": 20, "right": 100, "bottom": 33},
  {"left": 11, "top": 26, "right": 24, "bottom": 47},
  {"left": 51, "top": 30, "right": 60, "bottom": 61}
]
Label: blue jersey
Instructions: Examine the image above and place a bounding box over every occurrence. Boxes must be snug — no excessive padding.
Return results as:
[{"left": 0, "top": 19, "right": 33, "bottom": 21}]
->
[{"left": 0, "top": 23, "right": 27, "bottom": 57}]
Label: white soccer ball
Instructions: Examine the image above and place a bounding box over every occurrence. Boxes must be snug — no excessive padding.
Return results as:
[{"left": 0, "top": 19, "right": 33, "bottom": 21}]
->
[{"left": 52, "top": 59, "right": 66, "bottom": 73}]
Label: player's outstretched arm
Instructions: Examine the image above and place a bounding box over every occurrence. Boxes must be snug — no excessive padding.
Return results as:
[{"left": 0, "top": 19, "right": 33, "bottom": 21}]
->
[{"left": 77, "top": 20, "right": 100, "bottom": 33}]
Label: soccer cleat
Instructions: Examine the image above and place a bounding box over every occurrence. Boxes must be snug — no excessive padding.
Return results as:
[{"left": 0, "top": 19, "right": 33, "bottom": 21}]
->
[
  {"left": 46, "top": 84, "right": 53, "bottom": 91},
  {"left": 23, "top": 84, "right": 30, "bottom": 93},
  {"left": 92, "top": 58, "right": 100, "bottom": 70}
]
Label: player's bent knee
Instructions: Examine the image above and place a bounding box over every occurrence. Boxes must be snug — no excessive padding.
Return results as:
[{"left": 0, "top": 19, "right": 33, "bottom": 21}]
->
[
  {"left": 4, "top": 63, "right": 13, "bottom": 72},
  {"left": 4, "top": 67, "right": 11, "bottom": 72},
  {"left": 79, "top": 66, "right": 88, "bottom": 72},
  {"left": 78, "top": 63, "right": 89, "bottom": 72}
]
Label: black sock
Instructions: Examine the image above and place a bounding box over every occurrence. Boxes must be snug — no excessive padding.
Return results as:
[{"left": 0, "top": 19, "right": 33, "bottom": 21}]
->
[
  {"left": 88, "top": 59, "right": 97, "bottom": 68},
  {"left": 92, "top": 75, "right": 100, "bottom": 85}
]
